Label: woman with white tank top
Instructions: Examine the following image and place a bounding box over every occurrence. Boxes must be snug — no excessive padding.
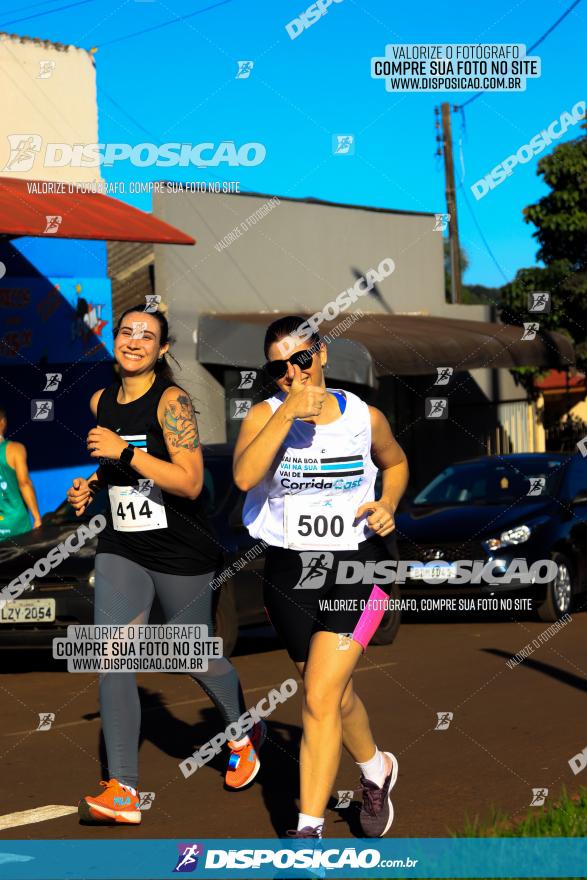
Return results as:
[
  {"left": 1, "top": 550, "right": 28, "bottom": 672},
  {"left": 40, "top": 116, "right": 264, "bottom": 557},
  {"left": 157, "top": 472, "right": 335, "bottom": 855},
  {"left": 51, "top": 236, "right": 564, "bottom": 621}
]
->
[{"left": 233, "top": 316, "right": 409, "bottom": 839}]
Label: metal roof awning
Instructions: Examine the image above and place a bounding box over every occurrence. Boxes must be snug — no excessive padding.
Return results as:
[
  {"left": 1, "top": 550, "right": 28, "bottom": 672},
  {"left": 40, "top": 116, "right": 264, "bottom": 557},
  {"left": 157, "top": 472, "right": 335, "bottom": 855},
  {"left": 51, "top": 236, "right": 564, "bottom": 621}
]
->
[
  {"left": 198, "top": 314, "right": 376, "bottom": 385},
  {"left": 198, "top": 312, "right": 575, "bottom": 380},
  {"left": 0, "top": 177, "right": 195, "bottom": 244}
]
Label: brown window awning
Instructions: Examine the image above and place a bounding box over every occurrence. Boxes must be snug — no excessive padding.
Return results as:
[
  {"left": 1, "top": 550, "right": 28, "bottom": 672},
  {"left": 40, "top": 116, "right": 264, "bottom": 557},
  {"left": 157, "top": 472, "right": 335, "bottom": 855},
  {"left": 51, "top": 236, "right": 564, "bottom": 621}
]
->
[
  {"left": 0, "top": 177, "right": 195, "bottom": 244},
  {"left": 198, "top": 312, "right": 575, "bottom": 378}
]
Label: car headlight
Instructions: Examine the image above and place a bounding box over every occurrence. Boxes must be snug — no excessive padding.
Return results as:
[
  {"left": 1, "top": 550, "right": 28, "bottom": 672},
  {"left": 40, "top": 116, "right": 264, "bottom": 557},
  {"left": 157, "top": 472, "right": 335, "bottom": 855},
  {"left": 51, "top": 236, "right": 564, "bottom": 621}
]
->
[
  {"left": 88, "top": 570, "right": 95, "bottom": 588},
  {"left": 484, "top": 524, "right": 531, "bottom": 552}
]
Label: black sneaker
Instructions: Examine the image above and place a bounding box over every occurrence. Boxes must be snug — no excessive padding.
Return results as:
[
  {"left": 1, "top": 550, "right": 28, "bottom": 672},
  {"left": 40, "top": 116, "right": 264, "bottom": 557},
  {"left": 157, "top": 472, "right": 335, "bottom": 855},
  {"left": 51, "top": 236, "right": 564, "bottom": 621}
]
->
[
  {"left": 359, "top": 751, "right": 398, "bottom": 837},
  {"left": 286, "top": 825, "right": 323, "bottom": 838}
]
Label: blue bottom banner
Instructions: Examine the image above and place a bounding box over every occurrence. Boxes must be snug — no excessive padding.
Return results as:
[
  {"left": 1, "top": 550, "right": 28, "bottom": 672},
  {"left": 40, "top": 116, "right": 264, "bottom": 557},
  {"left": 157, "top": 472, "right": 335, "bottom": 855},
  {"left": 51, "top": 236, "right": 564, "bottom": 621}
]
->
[{"left": 1, "top": 838, "right": 587, "bottom": 879}]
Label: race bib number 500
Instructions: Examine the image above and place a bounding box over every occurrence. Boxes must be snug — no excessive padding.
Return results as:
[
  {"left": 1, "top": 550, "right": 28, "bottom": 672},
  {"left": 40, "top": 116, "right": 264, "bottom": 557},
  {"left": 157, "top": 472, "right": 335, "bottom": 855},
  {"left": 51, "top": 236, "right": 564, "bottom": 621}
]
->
[
  {"left": 108, "top": 481, "right": 168, "bottom": 531},
  {"left": 284, "top": 495, "right": 358, "bottom": 551}
]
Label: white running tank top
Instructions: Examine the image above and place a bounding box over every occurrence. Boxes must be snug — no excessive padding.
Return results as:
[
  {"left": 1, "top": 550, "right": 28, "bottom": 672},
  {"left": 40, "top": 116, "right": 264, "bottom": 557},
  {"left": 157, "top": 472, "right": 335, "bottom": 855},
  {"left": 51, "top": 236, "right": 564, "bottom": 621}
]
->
[{"left": 243, "top": 389, "right": 378, "bottom": 549}]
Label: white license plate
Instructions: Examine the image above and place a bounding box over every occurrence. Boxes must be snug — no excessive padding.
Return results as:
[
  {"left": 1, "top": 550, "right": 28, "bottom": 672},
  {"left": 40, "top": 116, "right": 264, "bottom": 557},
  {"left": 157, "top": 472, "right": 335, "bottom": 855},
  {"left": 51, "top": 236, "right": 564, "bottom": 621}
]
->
[
  {"left": 0, "top": 598, "right": 56, "bottom": 623},
  {"left": 408, "top": 563, "right": 457, "bottom": 580}
]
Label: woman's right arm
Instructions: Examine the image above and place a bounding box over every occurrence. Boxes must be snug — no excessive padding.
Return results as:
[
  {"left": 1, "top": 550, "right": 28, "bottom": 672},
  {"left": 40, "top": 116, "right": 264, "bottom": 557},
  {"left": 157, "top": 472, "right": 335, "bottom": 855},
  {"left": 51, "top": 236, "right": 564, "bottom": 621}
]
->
[
  {"left": 233, "top": 401, "right": 294, "bottom": 492},
  {"left": 233, "top": 370, "right": 326, "bottom": 491}
]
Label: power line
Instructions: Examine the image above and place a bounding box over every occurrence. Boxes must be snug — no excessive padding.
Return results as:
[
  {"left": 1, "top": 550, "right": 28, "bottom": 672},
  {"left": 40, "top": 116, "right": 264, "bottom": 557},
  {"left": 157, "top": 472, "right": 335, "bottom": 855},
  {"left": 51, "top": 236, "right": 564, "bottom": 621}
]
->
[
  {"left": 0, "top": 0, "right": 74, "bottom": 18},
  {"left": 526, "top": 0, "right": 583, "bottom": 53},
  {"left": 448, "top": 0, "right": 582, "bottom": 285},
  {"left": 99, "top": 86, "right": 231, "bottom": 186},
  {"left": 0, "top": 0, "right": 95, "bottom": 28},
  {"left": 98, "top": 0, "right": 233, "bottom": 48},
  {"left": 457, "top": 179, "right": 510, "bottom": 284},
  {"left": 101, "top": 88, "right": 158, "bottom": 141},
  {"left": 457, "top": 0, "right": 583, "bottom": 109}
]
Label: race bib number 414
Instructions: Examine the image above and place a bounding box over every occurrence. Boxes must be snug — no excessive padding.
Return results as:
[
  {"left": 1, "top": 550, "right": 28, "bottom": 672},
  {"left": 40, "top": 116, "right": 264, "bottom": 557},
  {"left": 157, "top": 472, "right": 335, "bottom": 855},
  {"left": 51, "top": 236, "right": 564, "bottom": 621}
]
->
[
  {"left": 284, "top": 494, "right": 358, "bottom": 551},
  {"left": 108, "top": 482, "right": 168, "bottom": 531}
]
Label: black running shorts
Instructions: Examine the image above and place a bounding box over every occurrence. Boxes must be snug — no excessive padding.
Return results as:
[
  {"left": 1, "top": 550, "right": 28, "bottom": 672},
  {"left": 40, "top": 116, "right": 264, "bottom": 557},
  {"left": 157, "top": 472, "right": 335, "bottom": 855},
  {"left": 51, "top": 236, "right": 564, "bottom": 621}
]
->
[{"left": 262, "top": 533, "right": 398, "bottom": 662}]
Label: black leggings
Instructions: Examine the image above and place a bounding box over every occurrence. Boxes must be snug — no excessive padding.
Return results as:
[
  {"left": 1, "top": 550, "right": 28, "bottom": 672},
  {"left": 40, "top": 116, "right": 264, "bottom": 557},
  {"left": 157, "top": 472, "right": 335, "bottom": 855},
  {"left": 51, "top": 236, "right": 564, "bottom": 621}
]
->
[{"left": 94, "top": 552, "right": 245, "bottom": 788}]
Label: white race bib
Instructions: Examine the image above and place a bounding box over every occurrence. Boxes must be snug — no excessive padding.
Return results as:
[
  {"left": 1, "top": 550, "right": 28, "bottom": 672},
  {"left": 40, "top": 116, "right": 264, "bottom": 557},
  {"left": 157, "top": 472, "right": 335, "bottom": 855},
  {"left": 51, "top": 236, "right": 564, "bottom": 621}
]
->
[
  {"left": 108, "top": 481, "right": 168, "bottom": 532},
  {"left": 284, "top": 494, "right": 358, "bottom": 551}
]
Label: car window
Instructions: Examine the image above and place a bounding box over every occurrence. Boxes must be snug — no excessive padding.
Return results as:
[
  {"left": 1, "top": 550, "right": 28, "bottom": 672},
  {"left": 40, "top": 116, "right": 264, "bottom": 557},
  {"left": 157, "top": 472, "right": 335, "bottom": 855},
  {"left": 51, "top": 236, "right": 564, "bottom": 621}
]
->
[{"left": 413, "top": 458, "right": 565, "bottom": 506}]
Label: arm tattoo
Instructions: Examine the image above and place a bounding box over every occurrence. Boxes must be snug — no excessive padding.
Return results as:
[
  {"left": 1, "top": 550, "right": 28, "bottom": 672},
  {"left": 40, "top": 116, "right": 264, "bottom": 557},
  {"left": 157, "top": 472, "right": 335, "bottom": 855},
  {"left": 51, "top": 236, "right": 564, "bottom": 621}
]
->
[{"left": 163, "top": 393, "right": 200, "bottom": 453}]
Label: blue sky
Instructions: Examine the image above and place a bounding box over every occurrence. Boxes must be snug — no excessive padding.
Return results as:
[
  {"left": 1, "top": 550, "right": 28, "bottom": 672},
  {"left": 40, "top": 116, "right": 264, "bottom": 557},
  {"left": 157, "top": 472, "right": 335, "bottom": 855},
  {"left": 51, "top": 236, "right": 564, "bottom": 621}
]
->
[{"left": 2, "top": 0, "right": 583, "bottom": 287}]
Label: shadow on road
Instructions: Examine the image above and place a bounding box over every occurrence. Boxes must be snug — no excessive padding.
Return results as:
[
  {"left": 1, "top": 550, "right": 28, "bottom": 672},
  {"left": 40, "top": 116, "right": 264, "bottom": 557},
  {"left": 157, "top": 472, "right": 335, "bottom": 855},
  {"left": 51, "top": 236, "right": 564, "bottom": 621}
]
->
[
  {"left": 81, "top": 687, "right": 306, "bottom": 835},
  {"left": 482, "top": 648, "right": 587, "bottom": 693},
  {"left": 81, "top": 683, "right": 363, "bottom": 836}
]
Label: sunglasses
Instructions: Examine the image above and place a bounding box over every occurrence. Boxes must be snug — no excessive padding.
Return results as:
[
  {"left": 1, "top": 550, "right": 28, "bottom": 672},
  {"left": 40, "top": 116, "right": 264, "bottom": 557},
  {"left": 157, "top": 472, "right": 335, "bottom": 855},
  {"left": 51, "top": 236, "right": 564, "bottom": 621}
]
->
[{"left": 263, "top": 349, "right": 317, "bottom": 380}]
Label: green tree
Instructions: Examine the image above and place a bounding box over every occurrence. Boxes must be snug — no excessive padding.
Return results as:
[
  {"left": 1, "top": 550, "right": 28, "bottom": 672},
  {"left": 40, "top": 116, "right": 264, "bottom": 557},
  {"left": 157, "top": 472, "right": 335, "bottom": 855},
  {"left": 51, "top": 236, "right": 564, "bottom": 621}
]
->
[{"left": 498, "top": 121, "right": 587, "bottom": 387}]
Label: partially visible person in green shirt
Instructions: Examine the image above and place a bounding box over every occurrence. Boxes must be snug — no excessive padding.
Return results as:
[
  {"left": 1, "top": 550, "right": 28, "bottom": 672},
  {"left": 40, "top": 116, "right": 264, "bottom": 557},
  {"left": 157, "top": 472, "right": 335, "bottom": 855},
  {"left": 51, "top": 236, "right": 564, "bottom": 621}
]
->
[{"left": 0, "top": 406, "right": 42, "bottom": 541}]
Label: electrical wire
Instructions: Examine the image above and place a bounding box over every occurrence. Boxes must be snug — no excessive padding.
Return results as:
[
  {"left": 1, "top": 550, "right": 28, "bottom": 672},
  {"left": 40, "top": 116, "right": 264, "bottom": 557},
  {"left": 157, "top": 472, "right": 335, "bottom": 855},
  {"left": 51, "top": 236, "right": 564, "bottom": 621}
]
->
[
  {"left": 0, "top": 0, "right": 96, "bottom": 28},
  {"left": 98, "top": 0, "right": 233, "bottom": 48},
  {"left": 99, "top": 86, "right": 231, "bottom": 186},
  {"left": 457, "top": 179, "right": 510, "bottom": 283},
  {"left": 0, "top": 0, "right": 77, "bottom": 18},
  {"left": 457, "top": 0, "right": 583, "bottom": 109}
]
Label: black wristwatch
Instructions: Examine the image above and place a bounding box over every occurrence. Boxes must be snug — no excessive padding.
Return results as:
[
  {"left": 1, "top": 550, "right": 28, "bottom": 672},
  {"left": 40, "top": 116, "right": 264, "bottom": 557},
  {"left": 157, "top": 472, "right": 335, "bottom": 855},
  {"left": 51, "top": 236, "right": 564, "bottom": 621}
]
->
[{"left": 119, "top": 444, "right": 135, "bottom": 466}]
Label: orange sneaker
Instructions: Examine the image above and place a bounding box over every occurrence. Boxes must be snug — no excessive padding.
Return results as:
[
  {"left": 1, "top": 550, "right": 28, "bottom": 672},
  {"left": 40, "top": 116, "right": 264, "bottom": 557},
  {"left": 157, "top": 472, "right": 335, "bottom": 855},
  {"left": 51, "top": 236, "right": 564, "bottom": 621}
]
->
[
  {"left": 78, "top": 779, "right": 141, "bottom": 824},
  {"left": 225, "top": 720, "right": 266, "bottom": 790}
]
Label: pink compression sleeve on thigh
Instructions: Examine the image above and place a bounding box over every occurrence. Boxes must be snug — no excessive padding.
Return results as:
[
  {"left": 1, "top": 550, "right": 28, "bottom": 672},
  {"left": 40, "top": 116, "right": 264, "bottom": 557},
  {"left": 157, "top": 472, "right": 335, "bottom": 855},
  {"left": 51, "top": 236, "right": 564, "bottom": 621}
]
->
[{"left": 352, "top": 585, "right": 389, "bottom": 651}]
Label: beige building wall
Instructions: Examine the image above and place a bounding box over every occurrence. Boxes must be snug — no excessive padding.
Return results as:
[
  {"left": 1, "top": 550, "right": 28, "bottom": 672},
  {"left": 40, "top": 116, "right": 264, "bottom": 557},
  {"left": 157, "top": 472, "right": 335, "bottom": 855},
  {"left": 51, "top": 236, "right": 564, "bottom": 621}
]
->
[
  {"left": 153, "top": 190, "right": 531, "bottom": 445},
  {"left": 153, "top": 190, "right": 449, "bottom": 441},
  {"left": 0, "top": 32, "right": 99, "bottom": 183},
  {"left": 154, "top": 191, "right": 444, "bottom": 317}
]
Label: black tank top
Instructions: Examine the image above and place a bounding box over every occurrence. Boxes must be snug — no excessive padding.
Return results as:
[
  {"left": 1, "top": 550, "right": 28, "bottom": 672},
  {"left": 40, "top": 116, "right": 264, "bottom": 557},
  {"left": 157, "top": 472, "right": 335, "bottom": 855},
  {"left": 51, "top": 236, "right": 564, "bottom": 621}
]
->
[{"left": 95, "top": 374, "right": 221, "bottom": 575}]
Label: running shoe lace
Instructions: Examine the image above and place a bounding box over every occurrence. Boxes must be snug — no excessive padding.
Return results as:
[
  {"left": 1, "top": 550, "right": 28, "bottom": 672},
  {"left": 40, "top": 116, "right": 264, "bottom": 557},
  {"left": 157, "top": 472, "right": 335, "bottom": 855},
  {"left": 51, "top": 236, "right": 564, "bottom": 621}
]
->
[
  {"left": 286, "top": 825, "right": 323, "bottom": 838},
  {"left": 361, "top": 780, "right": 385, "bottom": 817},
  {"left": 99, "top": 779, "right": 126, "bottom": 793}
]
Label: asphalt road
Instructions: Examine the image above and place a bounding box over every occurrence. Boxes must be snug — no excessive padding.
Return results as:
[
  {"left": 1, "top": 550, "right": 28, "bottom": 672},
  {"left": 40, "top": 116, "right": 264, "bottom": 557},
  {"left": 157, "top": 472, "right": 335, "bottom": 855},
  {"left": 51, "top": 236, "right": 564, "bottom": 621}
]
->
[{"left": 1, "top": 610, "right": 586, "bottom": 840}]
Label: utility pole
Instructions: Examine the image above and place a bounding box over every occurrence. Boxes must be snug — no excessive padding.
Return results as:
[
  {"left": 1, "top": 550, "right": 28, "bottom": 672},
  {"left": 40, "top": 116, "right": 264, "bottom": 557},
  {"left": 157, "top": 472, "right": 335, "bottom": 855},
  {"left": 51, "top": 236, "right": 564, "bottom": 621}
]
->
[{"left": 437, "top": 102, "right": 462, "bottom": 304}]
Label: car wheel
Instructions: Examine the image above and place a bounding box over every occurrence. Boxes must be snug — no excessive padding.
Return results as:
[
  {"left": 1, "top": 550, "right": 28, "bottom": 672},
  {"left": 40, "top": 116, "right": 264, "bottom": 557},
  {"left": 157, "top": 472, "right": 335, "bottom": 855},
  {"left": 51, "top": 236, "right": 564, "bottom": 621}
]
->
[
  {"left": 213, "top": 582, "right": 239, "bottom": 657},
  {"left": 537, "top": 553, "right": 574, "bottom": 622},
  {"left": 370, "top": 582, "right": 401, "bottom": 646}
]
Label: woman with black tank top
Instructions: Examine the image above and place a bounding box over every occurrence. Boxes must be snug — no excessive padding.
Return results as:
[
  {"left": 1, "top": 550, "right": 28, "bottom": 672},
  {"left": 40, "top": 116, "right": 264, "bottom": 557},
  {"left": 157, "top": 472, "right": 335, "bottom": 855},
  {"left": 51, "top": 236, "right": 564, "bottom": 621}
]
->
[{"left": 66, "top": 303, "right": 264, "bottom": 825}]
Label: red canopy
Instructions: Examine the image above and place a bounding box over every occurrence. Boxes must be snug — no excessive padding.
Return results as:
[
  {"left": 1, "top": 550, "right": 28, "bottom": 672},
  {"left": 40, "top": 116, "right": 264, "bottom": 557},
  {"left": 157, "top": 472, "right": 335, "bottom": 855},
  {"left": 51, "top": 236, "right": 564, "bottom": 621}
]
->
[
  {"left": 0, "top": 177, "right": 195, "bottom": 245},
  {"left": 534, "top": 369, "right": 585, "bottom": 392}
]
